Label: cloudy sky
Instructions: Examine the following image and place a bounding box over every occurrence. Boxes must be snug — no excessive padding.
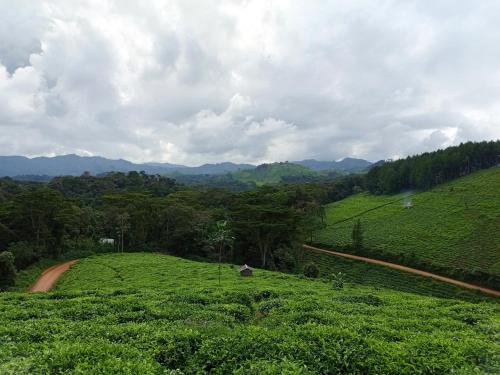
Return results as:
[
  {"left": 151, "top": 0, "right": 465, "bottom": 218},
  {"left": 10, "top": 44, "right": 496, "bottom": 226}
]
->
[{"left": 1, "top": 0, "right": 499, "bottom": 165}]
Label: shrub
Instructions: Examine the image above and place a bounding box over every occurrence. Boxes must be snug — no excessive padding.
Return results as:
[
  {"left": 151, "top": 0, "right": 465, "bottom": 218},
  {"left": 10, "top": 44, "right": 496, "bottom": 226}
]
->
[
  {"left": 303, "top": 262, "right": 319, "bottom": 278},
  {"left": 333, "top": 295, "right": 384, "bottom": 307},
  {"left": 331, "top": 272, "right": 345, "bottom": 290},
  {"left": 254, "top": 290, "right": 275, "bottom": 302},
  {"left": 258, "top": 299, "right": 283, "bottom": 315},
  {"left": 8, "top": 241, "right": 40, "bottom": 269},
  {"left": 272, "top": 247, "right": 297, "bottom": 272},
  {"left": 0, "top": 251, "right": 16, "bottom": 289}
]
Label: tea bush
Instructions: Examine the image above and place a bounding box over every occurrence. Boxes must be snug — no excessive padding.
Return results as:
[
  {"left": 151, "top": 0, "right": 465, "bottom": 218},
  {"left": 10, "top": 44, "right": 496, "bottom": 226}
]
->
[
  {"left": 302, "top": 262, "right": 319, "bottom": 278},
  {"left": 313, "top": 168, "right": 500, "bottom": 278},
  {"left": 0, "top": 253, "right": 498, "bottom": 374}
]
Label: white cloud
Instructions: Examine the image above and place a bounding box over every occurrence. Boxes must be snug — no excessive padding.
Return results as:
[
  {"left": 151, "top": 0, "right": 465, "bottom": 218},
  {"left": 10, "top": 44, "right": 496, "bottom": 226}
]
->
[{"left": 0, "top": 0, "right": 499, "bottom": 165}]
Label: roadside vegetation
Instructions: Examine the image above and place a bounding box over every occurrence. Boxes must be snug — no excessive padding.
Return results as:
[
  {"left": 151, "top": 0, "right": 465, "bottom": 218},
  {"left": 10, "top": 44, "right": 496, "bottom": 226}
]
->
[
  {"left": 301, "top": 250, "right": 494, "bottom": 301},
  {"left": 1, "top": 253, "right": 498, "bottom": 374}
]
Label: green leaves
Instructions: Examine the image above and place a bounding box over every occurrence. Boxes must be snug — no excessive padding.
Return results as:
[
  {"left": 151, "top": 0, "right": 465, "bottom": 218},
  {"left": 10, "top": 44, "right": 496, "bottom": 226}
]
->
[{"left": 0, "top": 252, "right": 499, "bottom": 373}]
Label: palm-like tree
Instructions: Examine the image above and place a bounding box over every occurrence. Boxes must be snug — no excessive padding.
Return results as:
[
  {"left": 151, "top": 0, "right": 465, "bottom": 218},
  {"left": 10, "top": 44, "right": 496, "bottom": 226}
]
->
[{"left": 208, "top": 220, "right": 234, "bottom": 285}]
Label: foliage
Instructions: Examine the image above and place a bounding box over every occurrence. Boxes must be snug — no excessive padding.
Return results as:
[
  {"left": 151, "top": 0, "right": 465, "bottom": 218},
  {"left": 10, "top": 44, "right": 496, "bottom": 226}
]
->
[
  {"left": 351, "top": 219, "right": 363, "bottom": 252},
  {"left": 302, "top": 250, "right": 495, "bottom": 302},
  {"left": 303, "top": 262, "right": 319, "bottom": 278},
  {"left": 232, "top": 162, "right": 319, "bottom": 186},
  {"left": 207, "top": 220, "right": 234, "bottom": 285},
  {"left": 0, "top": 163, "right": 362, "bottom": 277},
  {"left": 365, "top": 140, "right": 500, "bottom": 194},
  {"left": 0, "top": 253, "right": 498, "bottom": 373},
  {"left": 331, "top": 272, "right": 345, "bottom": 290},
  {"left": 0, "top": 251, "right": 16, "bottom": 288},
  {"left": 231, "top": 187, "right": 302, "bottom": 268},
  {"left": 272, "top": 247, "right": 297, "bottom": 272},
  {"left": 313, "top": 168, "right": 500, "bottom": 286},
  {"left": 7, "top": 241, "right": 40, "bottom": 269}
]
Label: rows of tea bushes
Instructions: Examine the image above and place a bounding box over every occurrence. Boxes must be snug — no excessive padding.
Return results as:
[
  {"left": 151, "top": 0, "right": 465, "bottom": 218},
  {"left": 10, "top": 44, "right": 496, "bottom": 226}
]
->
[
  {"left": 313, "top": 168, "right": 500, "bottom": 281},
  {"left": 301, "top": 250, "right": 495, "bottom": 301},
  {"left": 1, "top": 253, "right": 499, "bottom": 373}
]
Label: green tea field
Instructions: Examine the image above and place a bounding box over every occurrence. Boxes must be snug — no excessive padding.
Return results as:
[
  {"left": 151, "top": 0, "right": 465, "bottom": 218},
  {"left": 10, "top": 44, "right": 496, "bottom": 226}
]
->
[
  {"left": 301, "top": 250, "right": 496, "bottom": 301},
  {"left": 313, "top": 168, "right": 500, "bottom": 276},
  {"left": 1, "top": 253, "right": 499, "bottom": 374}
]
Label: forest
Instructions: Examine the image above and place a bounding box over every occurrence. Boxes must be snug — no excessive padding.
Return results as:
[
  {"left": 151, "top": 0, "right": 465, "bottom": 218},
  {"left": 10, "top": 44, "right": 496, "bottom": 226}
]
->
[
  {"left": 0, "top": 170, "right": 360, "bottom": 288},
  {"left": 365, "top": 140, "right": 500, "bottom": 194}
]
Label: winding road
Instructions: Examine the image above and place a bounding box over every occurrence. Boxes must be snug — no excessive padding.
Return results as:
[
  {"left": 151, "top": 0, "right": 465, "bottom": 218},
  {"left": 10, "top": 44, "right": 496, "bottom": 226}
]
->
[
  {"left": 303, "top": 244, "right": 500, "bottom": 297},
  {"left": 29, "top": 260, "right": 78, "bottom": 292}
]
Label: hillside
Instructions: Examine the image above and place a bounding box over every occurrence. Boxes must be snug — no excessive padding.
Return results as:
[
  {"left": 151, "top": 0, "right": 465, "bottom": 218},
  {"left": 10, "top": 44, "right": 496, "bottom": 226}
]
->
[
  {"left": 232, "top": 162, "right": 320, "bottom": 185},
  {"left": 301, "top": 250, "right": 494, "bottom": 301},
  {"left": 313, "top": 168, "right": 500, "bottom": 278},
  {"left": 1, "top": 253, "right": 498, "bottom": 373},
  {"left": 294, "top": 157, "right": 372, "bottom": 172}
]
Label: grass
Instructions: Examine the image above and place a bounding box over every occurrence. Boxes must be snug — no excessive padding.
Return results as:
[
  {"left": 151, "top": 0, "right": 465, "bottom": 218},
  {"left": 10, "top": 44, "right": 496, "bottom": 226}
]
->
[
  {"left": 313, "top": 168, "right": 500, "bottom": 275},
  {"left": 1, "top": 252, "right": 499, "bottom": 374}
]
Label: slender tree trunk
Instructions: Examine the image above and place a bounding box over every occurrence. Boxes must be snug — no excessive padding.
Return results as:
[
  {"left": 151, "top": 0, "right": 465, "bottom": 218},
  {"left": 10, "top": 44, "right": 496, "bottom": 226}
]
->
[{"left": 260, "top": 241, "right": 267, "bottom": 268}]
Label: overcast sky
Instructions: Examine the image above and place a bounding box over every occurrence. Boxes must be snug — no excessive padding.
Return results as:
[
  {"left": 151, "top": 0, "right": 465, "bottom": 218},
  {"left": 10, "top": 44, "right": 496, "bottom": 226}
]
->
[{"left": 0, "top": 0, "right": 499, "bottom": 165}]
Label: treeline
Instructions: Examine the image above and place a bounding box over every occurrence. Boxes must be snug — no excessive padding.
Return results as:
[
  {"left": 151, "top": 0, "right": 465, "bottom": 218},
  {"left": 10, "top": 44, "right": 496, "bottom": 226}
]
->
[
  {"left": 0, "top": 171, "right": 366, "bottom": 288},
  {"left": 366, "top": 141, "right": 500, "bottom": 194}
]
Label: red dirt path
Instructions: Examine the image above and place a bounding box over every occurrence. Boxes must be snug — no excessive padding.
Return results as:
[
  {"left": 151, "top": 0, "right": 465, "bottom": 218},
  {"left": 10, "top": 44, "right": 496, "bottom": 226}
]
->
[
  {"left": 303, "top": 244, "right": 500, "bottom": 297},
  {"left": 29, "top": 260, "right": 78, "bottom": 292}
]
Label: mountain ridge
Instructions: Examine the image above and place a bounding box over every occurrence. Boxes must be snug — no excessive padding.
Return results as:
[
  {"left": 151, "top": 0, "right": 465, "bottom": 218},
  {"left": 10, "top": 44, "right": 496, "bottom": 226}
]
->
[{"left": 0, "top": 154, "right": 372, "bottom": 177}]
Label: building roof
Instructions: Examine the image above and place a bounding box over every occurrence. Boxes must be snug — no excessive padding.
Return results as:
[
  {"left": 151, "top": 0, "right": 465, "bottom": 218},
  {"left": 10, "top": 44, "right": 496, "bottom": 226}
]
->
[{"left": 239, "top": 264, "right": 252, "bottom": 272}]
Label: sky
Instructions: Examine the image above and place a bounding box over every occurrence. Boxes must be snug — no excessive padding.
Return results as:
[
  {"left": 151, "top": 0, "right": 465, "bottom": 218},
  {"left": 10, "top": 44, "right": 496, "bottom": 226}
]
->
[{"left": 0, "top": 0, "right": 499, "bottom": 166}]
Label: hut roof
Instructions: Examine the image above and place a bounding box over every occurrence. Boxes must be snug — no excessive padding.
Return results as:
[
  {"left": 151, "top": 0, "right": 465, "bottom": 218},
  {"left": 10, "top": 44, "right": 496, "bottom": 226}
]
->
[{"left": 239, "top": 264, "right": 253, "bottom": 272}]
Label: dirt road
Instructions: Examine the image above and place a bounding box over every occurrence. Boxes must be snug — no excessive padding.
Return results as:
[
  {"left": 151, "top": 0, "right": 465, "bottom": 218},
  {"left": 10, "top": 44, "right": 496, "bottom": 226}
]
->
[
  {"left": 303, "top": 244, "right": 500, "bottom": 297},
  {"left": 29, "top": 260, "right": 78, "bottom": 292}
]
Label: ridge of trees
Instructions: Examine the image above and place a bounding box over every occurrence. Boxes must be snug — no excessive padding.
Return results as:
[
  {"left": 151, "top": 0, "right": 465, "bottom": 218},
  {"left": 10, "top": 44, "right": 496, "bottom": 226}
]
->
[{"left": 365, "top": 140, "right": 500, "bottom": 194}]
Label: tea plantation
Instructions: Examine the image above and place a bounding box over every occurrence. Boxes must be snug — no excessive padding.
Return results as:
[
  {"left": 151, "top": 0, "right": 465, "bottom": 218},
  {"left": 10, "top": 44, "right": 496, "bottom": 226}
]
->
[
  {"left": 313, "top": 168, "right": 500, "bottom": 276},
  {"left": 1, "top": 253, "right": 499, "bottom": 374},
  {"left": 301, "top": 250, "right": 495, "bottom": 301}
]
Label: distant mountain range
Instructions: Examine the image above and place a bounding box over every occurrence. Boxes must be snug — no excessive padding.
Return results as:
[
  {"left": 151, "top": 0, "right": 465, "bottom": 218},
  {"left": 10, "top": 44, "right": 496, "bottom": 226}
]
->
[{"left": 0, "top": 154, "right": 373, "bottom": 178}]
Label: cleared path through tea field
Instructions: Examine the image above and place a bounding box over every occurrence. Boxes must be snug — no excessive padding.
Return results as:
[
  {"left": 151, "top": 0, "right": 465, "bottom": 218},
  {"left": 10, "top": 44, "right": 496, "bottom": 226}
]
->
[
  {"left": 29, "top": 260, "right": 78, "bottom": 292},
  {"left": 303, "top": 244, "right": 500, "bottom": 297}
]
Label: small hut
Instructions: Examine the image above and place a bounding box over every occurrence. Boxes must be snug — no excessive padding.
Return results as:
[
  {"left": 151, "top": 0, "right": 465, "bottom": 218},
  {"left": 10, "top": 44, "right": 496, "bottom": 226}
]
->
[{"left": 239, "top": 264, "right": 253, "bottom": 276}]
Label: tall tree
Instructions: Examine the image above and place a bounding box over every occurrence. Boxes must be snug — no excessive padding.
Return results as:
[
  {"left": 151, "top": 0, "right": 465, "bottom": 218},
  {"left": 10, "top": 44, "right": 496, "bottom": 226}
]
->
[
  {"left": 232, "top": 188, "right": 300, "bottom": 268},
  {"left": 208, "top": 220, "right": 234, "bottom": 285}
]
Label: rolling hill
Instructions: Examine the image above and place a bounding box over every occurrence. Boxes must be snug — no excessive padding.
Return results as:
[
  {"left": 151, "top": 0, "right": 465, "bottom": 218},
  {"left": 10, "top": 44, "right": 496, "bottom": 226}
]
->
[
  {"left": 232, "top": 162, "right": 327, "bottom": 186},
  {"left": 1, "top": 252, "right": 498, "bottom": 373},
  {"left": 294, "top": 157, "right": 373, "bottom": 172},
  {"left": 312, "top": 168, "right": 500, "bottom": 279}
]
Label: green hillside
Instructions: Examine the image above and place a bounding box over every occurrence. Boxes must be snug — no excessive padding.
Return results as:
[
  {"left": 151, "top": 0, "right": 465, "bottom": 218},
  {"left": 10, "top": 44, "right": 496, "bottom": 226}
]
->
[
  {"left": 1, "top": 253, "right": 499, "bottom": 373},
  {"left": 301, "top": 250, "right": 494, "bottom": 301},
  {"left": 232, "top": 162, "right": 319, "bottom": 185},
  {"left": 313, "top": 168, "right": 500, "bottom": 276}
]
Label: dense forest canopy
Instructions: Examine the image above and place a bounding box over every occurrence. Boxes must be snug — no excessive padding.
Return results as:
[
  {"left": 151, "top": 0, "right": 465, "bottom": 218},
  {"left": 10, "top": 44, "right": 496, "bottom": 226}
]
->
[{"left": 365, "top": 140, "right": 500, "bottom": 194}]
